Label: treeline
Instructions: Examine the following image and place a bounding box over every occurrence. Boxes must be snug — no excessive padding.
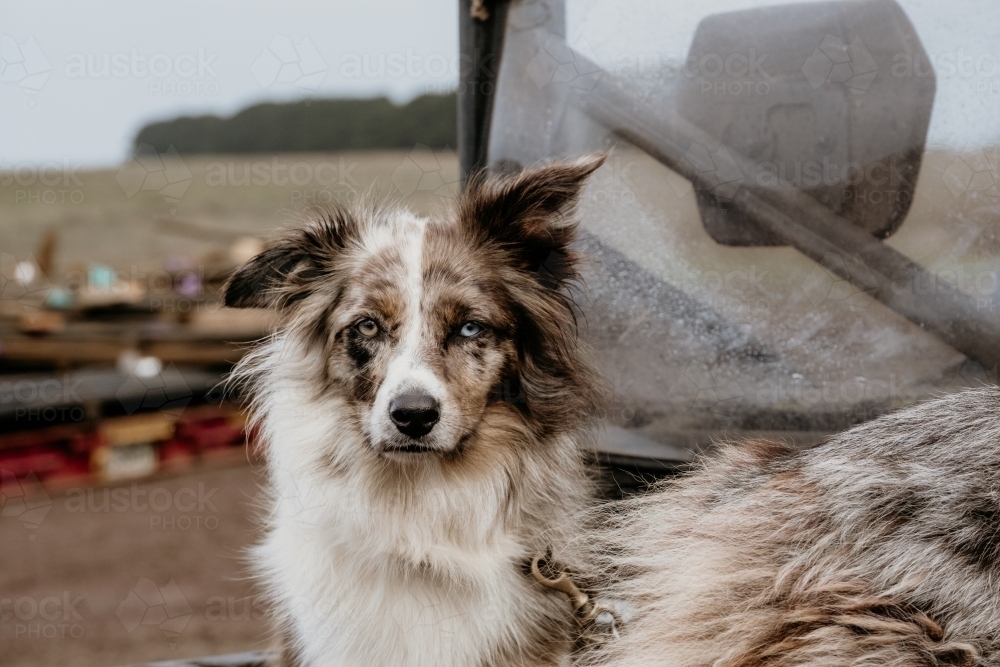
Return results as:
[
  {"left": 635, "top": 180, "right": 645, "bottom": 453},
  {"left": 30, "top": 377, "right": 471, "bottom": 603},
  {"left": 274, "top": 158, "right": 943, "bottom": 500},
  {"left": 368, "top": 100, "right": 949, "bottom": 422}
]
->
[{"left": 133, "top": 93, "right": 456, "bottom": 154}]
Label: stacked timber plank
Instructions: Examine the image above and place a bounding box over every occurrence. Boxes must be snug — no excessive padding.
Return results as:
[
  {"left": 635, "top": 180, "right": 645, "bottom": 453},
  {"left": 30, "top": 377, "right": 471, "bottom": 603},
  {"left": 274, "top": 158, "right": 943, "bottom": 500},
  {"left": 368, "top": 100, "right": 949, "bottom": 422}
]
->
[{"left": 0, "top": 245, "right": 271, "bottom": 488}]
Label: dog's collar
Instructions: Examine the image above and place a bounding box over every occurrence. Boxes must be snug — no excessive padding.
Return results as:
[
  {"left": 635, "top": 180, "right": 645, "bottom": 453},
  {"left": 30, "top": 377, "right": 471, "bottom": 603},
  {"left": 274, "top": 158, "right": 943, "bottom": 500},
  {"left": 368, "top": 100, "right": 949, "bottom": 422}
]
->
[{"left": 528, "top": 555, "right": 621, "bottom": 643}]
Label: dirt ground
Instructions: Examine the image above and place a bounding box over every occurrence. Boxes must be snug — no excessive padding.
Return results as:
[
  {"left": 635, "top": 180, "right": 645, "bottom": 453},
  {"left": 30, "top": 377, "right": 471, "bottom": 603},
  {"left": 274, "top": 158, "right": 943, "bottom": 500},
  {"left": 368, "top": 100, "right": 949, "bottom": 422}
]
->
[{"left": 1, "top": 463, "right": 269, "bottom": 667}]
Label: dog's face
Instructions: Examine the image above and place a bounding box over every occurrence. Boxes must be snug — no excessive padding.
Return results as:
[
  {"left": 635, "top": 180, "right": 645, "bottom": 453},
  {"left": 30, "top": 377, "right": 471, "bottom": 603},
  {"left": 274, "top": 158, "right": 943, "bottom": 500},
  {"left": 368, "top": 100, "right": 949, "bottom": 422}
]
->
[{"left": 225, "top": 156, "right": 604, "bottom": 462}]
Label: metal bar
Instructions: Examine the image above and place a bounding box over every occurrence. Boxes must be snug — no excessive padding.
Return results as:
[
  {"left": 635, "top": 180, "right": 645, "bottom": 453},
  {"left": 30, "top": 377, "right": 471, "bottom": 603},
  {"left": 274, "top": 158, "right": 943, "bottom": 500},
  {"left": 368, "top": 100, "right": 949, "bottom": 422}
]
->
[
  {"left": 569, "top": 56, "right": 1000, "bottom": 370},
  {"left": 458, "top": 0, "right": 510, "bottom": 185}
]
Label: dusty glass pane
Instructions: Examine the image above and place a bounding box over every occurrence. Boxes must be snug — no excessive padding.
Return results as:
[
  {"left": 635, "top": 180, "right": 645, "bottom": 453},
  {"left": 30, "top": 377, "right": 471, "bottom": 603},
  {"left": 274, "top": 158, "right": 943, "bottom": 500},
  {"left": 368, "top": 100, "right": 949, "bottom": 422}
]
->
[{"left": 489, "top": 0, "right": 1000, "bottom": 458}]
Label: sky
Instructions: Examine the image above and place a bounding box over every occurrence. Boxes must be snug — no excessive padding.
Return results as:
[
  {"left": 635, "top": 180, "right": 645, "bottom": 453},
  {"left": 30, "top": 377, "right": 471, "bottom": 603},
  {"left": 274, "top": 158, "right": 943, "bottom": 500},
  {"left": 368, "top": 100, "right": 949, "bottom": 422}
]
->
[
  {"left": 2, "top": 0, "right": 459, "bottom": 168},
  {"left": 2, "top": 0, "right": 998, "bottom": 168}
]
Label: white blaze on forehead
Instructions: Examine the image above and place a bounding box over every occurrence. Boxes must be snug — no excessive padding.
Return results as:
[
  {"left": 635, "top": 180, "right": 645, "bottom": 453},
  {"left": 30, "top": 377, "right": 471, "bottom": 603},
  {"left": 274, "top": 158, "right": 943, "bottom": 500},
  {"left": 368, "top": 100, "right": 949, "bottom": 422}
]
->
[{"left": 367, "top": 212, "right": 447, "bottom": 440}]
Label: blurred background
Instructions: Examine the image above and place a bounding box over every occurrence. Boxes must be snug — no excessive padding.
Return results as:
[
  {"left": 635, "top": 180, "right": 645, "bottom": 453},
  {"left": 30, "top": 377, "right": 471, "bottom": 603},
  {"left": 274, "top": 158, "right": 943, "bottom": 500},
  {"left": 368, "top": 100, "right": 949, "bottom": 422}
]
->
[
  {"left": 2, "top": 2, "right": 458, "bottom": 665},
  {"left": 1, "top": 0, "right": 998, "bottom": 665}
]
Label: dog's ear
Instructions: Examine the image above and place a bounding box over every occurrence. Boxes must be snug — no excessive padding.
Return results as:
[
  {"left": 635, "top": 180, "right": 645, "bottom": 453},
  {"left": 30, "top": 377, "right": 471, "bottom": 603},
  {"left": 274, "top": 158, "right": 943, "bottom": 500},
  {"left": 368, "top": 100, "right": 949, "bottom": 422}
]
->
[
  {"left": 223, "top": 210, "right": 354, "bottom": 309},
  {"left": 223, "top": 240, "right": 314, "bottom": 309},
  {"left": 460, "top": 154, "right": 605, "bottom": 287}
]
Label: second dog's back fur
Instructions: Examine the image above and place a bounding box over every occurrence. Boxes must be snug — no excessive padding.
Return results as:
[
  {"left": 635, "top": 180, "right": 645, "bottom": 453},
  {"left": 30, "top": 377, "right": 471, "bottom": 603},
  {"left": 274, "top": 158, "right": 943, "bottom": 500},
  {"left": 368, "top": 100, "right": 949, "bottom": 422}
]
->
[{"left": 577, "top": 388, "right": 999, "bottom": 666}]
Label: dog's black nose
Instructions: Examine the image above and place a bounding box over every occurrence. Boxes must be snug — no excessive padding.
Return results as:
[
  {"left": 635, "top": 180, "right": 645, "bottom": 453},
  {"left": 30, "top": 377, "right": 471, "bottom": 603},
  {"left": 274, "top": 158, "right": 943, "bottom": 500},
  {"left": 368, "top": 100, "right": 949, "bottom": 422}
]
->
[{"left": 389, "top": 392, "right": 440, "bottom": 438}]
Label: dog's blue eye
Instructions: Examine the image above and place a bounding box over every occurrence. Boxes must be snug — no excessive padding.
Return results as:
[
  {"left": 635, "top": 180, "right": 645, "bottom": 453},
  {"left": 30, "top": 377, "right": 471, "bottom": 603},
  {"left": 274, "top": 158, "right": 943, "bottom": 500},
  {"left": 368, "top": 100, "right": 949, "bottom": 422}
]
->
[
  {"left": 356, "top": 319, "right": 379, "bottom": 337},
  {"left": 459, "top": 322, "right": 483, "bottom": 338}
]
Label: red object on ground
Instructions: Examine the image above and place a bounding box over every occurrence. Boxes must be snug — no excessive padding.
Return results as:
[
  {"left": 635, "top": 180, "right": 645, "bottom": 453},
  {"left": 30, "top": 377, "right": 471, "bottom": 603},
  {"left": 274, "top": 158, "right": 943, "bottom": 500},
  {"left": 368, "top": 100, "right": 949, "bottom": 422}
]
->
[
  {"left": 43, "top": 458, "right": 92, "bottom": 486},
  {"left": 159, "top": 439, "right": 198, "bottom": 471},
  {"left": 0, "top": 448, "right": 68, "bottom": 478},
  {"left": 0, "top": 403, "right": 249, "bottom": 486},
  {"left": 175, "top": 417, "right": 244, "bottom": 451}
]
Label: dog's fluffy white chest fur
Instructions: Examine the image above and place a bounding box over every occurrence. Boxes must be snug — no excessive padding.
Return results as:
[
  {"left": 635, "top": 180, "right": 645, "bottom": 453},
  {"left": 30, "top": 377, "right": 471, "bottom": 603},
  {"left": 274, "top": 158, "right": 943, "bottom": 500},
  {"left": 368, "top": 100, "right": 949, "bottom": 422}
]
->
[
  {"left": 259, "top": 517, "right": 537, "bottom": 667},
  {"left": 250, "top": 355, "right": 567, "bottom": 667}
]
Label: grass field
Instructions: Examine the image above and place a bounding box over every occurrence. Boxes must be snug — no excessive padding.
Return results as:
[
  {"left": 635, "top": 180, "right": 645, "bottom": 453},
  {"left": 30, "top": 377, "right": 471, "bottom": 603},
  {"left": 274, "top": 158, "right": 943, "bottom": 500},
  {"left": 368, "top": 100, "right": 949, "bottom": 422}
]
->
[
  {"left": 1, "top": 146, "right": 994, "bottom": 286},
  {"left": 0, "top": 150, "right": 461, "bottom": 275}
]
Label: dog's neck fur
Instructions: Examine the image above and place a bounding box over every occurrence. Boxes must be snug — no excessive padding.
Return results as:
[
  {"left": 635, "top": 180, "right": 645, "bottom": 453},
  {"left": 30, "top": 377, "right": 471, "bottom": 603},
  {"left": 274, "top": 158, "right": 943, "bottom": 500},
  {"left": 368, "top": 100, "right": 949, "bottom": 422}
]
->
[{"left": 245, "top": 335, "right": 592, "bottom": 667}]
